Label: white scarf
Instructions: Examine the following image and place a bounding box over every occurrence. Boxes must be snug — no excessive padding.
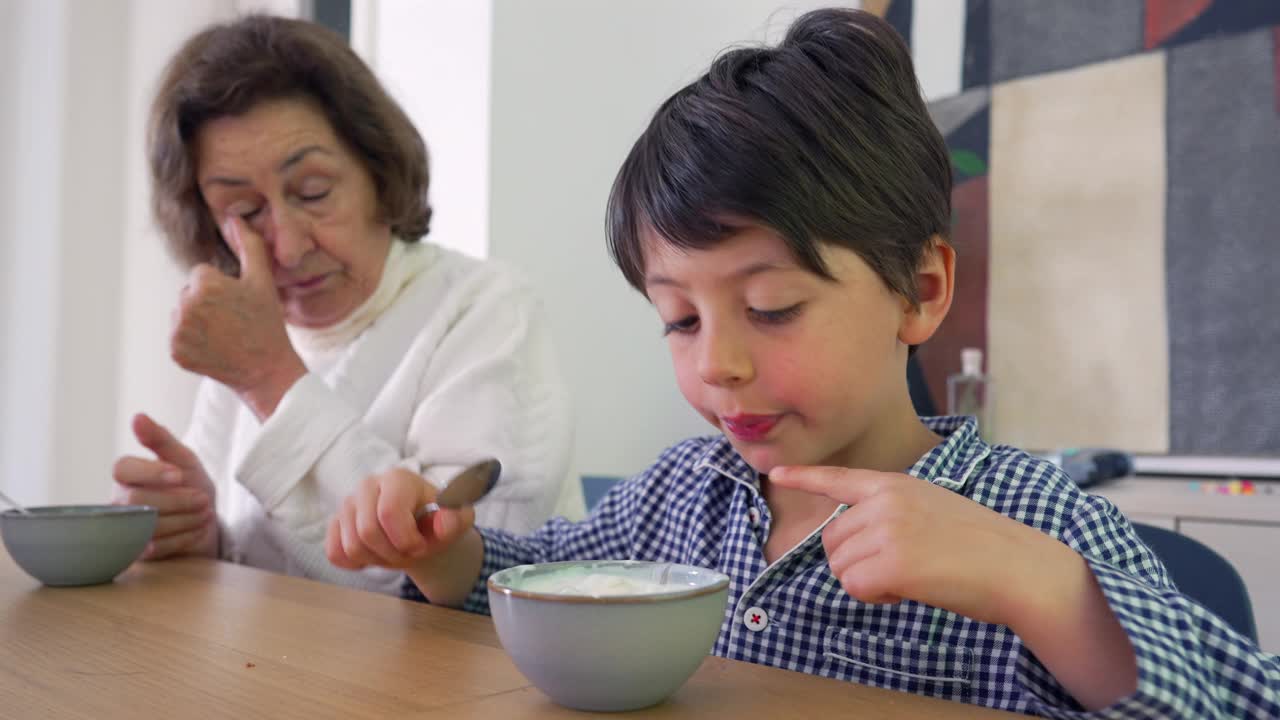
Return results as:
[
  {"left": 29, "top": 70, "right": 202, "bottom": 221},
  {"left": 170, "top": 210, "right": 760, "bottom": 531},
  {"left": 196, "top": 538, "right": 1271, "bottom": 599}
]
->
[{"left": 286, "top": 240, "right": 434, "bottom": 359}]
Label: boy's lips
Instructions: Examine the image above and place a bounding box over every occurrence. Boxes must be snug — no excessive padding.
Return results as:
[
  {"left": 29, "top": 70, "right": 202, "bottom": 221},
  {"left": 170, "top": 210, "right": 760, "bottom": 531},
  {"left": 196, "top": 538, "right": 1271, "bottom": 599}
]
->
[{"left": 721, "top": 414, "right": 781, "bottom": 442}]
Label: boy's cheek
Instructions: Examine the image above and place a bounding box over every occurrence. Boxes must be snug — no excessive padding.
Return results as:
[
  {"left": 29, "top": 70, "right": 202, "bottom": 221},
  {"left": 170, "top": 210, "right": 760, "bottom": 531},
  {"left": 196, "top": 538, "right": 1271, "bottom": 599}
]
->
[
  {"left": 673, "top": 373, "right": 716, "bottom": 425},
  {"left": 670, "top": 358, "right": 701, "bottom": 395}
]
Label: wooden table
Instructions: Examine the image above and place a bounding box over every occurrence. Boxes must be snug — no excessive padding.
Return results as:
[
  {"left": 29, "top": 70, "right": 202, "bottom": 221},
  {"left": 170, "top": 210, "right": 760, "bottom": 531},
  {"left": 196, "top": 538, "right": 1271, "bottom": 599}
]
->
[{"left": 0, "top": 552, "right": 1016, "bottom": 718}]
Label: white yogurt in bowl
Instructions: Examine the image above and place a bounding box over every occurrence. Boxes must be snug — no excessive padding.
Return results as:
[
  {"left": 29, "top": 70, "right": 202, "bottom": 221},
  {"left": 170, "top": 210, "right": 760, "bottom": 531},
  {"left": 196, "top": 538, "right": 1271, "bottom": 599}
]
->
[
  {"left": 522, "top": 572, "right": 669, "bottom": 596},
  {"left": 514, "top": 565, "right": 691, "bottom": 597},
  {"left": 493, "top": 559, "right": 723, "bottom": 601}
]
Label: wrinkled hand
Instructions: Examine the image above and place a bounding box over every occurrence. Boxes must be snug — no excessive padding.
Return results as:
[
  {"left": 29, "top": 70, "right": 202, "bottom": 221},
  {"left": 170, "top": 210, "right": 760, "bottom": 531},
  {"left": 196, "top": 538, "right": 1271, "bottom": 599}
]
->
[
  {"left": 769, "top": 466, "right": 1072, "bottom": 629},
  {"left": 325, "top": 468, "right": 475, "bottom": 571},
  {"left": 170, "top": 217, "right": 305, "bottom": 418},
  {"left": 111, "top": 413, "right": 218, "bottom": 560}
]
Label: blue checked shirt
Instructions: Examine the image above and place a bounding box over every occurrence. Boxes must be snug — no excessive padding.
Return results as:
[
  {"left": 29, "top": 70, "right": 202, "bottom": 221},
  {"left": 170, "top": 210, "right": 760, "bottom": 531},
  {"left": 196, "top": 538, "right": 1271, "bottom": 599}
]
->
[{"left": 403, "top": 417, "right": 1280, "bottom": 717}]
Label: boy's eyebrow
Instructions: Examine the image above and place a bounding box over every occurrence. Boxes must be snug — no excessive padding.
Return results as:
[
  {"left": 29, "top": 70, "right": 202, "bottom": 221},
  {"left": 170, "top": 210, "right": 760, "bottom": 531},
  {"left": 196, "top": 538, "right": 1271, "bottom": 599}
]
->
[{"left": 645, "top": 262, "right": 790, "bottom": 289}]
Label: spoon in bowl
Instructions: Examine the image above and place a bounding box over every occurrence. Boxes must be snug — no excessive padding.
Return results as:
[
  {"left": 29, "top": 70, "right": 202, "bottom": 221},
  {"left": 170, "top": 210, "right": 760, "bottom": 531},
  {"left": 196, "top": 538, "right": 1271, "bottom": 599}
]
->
[
  {"left": 0, "top": 488, "right": 31, "bottom": 515},
  {"left": 414, "top": 458, "right": 502, "bottom": 521}
]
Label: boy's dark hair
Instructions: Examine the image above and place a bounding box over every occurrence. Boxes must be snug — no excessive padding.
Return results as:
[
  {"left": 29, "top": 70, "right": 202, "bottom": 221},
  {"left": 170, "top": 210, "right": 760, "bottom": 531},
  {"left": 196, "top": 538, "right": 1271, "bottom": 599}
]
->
[
  {"left": 606, "top": 8, "right": 951, "bottom": 308},
  {"left": 149, "top": 14, "right": 431, "bottom": 274}
]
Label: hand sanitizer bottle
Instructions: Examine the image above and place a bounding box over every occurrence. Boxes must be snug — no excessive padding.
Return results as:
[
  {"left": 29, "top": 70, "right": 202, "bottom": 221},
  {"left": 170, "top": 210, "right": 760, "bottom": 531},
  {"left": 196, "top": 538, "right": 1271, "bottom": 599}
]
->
[{"left": 947, "top": 347, "right": 993, "bottom": 440}]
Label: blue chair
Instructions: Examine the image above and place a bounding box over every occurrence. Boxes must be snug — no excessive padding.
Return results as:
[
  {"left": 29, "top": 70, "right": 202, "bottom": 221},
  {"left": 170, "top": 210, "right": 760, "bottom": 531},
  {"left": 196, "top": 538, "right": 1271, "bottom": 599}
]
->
[
  {"left": 1132, "top": 522, "right": 1258, "bottom": 644},
  {"left": 582, "top": 475, "right": 622, "bottom": 511}
]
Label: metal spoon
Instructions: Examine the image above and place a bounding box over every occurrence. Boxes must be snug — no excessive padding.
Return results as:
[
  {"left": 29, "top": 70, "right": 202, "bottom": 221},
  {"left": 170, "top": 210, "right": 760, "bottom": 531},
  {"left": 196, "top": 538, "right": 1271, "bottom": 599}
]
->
[
  {"left": 414, "top": 458, "right": 502, "bottom": 520},
  {"left": 0, "top": 488, "right": 30, "bottom": 515}
]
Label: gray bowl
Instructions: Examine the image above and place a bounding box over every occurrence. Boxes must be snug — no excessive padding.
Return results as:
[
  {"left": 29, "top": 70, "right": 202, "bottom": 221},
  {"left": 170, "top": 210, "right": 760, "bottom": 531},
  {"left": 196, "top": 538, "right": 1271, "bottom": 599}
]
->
[
  {"left": 488, "top": 560, "right": 730, "bottom": 712},
  {"left": 1, "top": 505, "right": 157, "bottom": 586}
]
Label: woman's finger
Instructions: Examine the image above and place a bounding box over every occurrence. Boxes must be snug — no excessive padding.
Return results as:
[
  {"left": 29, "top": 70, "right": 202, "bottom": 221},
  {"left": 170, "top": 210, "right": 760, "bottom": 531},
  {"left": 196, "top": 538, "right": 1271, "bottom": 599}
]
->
[
  {"left": 152, "top": 509, "right": 214, "bottom": 539},
  {"left": 131, "top": 413, "right": 202, "bottom": 470},
  {"left": 222, "top": 216, "right": 274, "bottom": 292},
  {"left": 142, "top": 525, "right": 207, "bottom": 561},
  {"left": 115, "top": 487, "right": 209, "bottom": 515},
  {"left": 112, "top": 456, "right": 182, "bottom": 487}
]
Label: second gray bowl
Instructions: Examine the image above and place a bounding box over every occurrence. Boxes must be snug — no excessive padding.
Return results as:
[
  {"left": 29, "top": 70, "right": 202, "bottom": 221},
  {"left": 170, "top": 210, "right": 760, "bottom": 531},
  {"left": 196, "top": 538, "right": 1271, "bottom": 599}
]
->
[{"left": 1, "top": 505, "right": 157, "bottom": 586}]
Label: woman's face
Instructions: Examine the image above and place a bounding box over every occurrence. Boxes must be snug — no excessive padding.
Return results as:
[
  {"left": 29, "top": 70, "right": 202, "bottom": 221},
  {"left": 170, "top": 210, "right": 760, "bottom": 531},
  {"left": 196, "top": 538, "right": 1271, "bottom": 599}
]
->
[{"left": 194, "top": 98, "right": 393, "bottom": 329}]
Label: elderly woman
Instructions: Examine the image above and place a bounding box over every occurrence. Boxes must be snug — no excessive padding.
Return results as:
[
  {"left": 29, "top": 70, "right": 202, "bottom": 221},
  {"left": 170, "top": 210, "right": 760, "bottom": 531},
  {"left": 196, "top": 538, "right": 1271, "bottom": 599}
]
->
[{"left": 111, "top": 15, "right": 582, "bottom": 594}]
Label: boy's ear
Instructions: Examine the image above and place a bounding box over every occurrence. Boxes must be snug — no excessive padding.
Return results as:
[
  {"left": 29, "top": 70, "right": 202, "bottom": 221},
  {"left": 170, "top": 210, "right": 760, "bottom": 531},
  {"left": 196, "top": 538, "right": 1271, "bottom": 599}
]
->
[{"left": 898, "top": 237, "right": 955, "bottom": 346}]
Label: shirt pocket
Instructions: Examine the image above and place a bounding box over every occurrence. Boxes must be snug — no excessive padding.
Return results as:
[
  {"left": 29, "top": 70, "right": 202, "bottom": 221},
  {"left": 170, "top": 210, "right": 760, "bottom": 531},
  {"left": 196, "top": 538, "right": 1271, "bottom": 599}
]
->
[{"left": 821, "top": 626, "right": 973, "bottom": 703}]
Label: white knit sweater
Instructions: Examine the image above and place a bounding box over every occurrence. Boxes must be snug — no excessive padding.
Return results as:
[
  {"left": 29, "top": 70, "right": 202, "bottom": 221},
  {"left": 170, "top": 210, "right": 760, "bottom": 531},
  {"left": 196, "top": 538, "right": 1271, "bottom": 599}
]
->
[{"left": 183, "top": 241, "right": 583, "bottom": 595}]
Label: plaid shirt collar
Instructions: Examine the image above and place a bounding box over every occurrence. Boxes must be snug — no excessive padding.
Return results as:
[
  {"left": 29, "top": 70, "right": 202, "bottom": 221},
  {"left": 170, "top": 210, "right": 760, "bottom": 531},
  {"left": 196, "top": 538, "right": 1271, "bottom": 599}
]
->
[{"left": 692, "top": 415, "right": 992, "bottom": 496}]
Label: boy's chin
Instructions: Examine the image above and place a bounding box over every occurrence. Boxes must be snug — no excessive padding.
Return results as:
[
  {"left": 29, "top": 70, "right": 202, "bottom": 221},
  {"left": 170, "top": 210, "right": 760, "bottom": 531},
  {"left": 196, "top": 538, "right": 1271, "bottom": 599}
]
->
[{"left": 727, "top": 438, "right": 798, "bottom": 476}]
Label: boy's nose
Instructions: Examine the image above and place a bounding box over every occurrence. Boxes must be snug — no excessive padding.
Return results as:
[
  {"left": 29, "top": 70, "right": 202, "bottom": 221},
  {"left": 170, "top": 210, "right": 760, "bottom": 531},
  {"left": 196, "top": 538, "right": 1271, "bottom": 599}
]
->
[
  {"left": 261, "top": 205, "right": 315, "bottom": 269},
  {"left": 697, "top": 326, "right": 755, "bottom": 387}
]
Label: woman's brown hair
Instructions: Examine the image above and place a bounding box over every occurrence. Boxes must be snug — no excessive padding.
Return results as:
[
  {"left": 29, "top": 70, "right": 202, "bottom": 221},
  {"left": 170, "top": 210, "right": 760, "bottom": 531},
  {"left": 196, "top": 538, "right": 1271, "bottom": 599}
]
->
[{"left": 148, "top": 14, "right": 431, "bottom": 273}]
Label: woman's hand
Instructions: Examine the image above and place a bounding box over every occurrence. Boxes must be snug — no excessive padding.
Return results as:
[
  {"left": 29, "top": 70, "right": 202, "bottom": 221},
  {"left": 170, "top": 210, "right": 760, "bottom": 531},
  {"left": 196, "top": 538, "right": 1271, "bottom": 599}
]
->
[
  {"left": 170, "top": 217, "right": 306, "bottom": 419},
  {"left": 111, "top": 413, "right": 219, "bottom": 560}
]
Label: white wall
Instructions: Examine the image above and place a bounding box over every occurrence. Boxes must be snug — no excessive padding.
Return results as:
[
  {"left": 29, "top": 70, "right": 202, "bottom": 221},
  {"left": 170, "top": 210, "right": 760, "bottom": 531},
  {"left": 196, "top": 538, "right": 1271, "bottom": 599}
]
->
[
  {"left": 485, "top": 1, "right": 834, "bottom": 477},
  {"left": 1, "top": 0, "right": 298, "bottom": 506},
  {"left": 362, "top": 1, "right": 835, "bottom": 479},
  {"left": 54, "top": 1, "right": 131, "bottom": 505},
  {"left": 3, "top": 1, "right": 847, "bottom": 508},
  {"left": 0, "top": 0, "right": 13, "bottom": 441},
  {"left": 113, "top": 1, "right": 249, "bottom": 477},
  {"left": 0, "top": 0, "right": 128, "bottom": 507},
  {"left": 0, "top": 0, "right": 66, "bottom": 506},
  {"left": 358, "top": 0, "right": 493, "bottom": 260},
  {"left": 909, "top": 0, "right": 966, "bottom": 101}
]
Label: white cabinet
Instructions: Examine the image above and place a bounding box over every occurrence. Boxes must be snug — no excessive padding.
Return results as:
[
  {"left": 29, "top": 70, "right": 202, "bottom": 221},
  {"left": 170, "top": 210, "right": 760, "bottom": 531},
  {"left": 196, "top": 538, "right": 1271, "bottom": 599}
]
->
[{"left": 1091, "top": 476, "right": 1280, "bottom": 653}]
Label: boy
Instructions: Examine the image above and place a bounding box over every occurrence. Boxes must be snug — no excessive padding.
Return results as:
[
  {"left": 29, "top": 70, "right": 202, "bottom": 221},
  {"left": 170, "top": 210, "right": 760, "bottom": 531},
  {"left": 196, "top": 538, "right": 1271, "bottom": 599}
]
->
[{"left": 325, "top": 8, "right": 1279, "bottom": 716}]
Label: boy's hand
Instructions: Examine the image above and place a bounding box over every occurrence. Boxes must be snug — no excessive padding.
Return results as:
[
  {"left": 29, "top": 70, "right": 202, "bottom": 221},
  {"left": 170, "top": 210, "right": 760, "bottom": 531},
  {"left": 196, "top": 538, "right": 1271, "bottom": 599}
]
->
[
  {"left": 325, "top": 468, "right": 475, "bottom": 571},
  {"left": 770, "top": 465, "right": 1138, "bottom": 710},
  {"left": 768, "top": 466, "right": 1077, "bottom": 630}
]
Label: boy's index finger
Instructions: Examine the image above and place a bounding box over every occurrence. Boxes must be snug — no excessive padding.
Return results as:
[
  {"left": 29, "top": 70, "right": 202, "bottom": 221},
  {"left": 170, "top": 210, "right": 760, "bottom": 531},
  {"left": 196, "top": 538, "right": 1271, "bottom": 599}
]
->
[
  {"left": 767, "top": 465, "right": 886, "bottom": 505},
  {"left": 221, "top": 216, "right": 272, "bottom": 288}
]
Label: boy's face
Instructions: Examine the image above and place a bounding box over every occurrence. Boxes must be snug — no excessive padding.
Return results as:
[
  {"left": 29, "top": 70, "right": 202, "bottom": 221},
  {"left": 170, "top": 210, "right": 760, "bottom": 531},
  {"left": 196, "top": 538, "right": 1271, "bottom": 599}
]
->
[{"left": 643, "top": 225, "right": 918, "bottom": 474}]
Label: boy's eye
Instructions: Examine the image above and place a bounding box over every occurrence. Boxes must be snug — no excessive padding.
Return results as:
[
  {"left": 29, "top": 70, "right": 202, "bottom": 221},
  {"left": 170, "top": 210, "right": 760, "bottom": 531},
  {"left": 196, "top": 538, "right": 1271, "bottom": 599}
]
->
[
  {"left": 662, "top": 315, "right": 699, "bottom": 336},
  {"left": 750, "top": 303, "right": 804, "bottom": 325}
]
